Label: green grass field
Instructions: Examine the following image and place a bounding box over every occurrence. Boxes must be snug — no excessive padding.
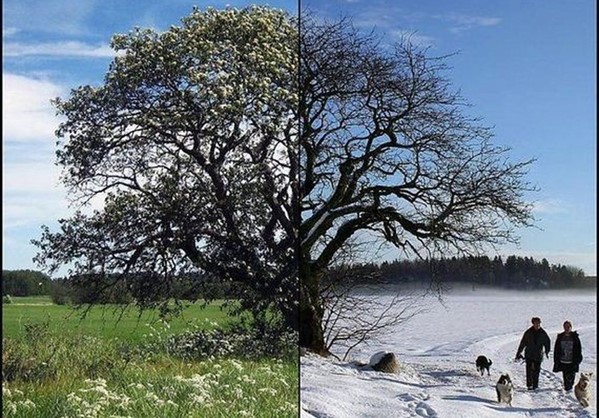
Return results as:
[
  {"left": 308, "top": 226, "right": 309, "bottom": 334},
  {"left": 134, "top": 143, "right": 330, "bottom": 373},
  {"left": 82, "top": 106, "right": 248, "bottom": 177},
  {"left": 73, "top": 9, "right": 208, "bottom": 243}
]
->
[
  {"left": 2, "top": 296, "right": 232, "bottom": 342},
  {"left": 2, "top": 296, "right": 298, "bottom": 417}
]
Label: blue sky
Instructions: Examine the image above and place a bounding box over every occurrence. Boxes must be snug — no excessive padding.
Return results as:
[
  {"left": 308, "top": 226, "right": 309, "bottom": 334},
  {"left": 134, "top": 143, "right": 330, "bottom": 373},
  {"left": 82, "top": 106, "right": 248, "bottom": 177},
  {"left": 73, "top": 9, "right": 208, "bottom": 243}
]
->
[
  {"left": 305, "top": 0, "right": 597, "bottom": 275},
  {"left": 302, "top": 0, "right": 597, "bottom": 274},
  {"left": 3, "top": 0, "right": 596, "bottom": 275},
  {"left": 2, "top": 0, "right": 297, "bottom": 275}
]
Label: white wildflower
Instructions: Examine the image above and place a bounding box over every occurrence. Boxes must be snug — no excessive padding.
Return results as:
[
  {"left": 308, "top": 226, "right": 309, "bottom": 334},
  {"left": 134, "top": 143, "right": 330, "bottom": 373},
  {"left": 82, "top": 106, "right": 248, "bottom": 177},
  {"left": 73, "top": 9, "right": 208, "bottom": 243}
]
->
[
  {"left": 238, "top": 375, "right": 256, "bottom": 384},
  {"left": 258, "top": 387, "right": 278, "bottom": 396},
  {"left": 84, "top": 378, "right": 107, "bottom": 387},
  {"left": 18, "top": 399, "right": 36, "bottom": 409},
  {"left": 145, "top": 392, "right": 165, "bottom": 406},
  {"left": 189, "top": 393, "right": 208, "bottom": 405},
  {"left": 117, "top": 394, "right": 131, "bottom": 408},
  {"left": 228, "top": 359, "right": 244, "bottom": 371},
  {"left": 5, "top": 402, "right": 17, "bottom": 414},
  {"left": 67, "top": 393, "right": 83, "bottom": 403},
  {"left": 278, "top": 401, "right": 297, "bottom": 412}
]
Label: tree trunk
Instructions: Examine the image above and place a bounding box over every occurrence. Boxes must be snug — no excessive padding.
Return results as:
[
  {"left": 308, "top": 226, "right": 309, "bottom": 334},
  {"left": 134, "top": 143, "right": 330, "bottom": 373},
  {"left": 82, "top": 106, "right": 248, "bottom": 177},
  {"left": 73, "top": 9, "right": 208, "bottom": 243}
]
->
[{"left": 299, "top": 263, "right": 329, "bottom": 355}]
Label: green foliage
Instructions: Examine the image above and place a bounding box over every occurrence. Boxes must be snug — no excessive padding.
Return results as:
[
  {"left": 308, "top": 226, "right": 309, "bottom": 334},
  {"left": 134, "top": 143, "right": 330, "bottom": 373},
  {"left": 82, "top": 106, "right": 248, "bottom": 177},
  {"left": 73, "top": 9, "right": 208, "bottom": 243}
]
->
[
  {"left": 341, "top": 255, "right": 591, "bottom": 290},
  {"left": 33, "top": 5, "right": 299, "bottom": 334},
  {"left": 3, "top": 321, "right": 61, "bottom": 382},
  {"left": 163, "top": 323, "right": 297, "bottom": 361},
  {"left": 2, "top": 270, "right": 51, "bottom": 297},
  {"left": 48, "top": 273, "right": 233, "bottom": 306},
  {"left": 48, "top": 279, "right": 71, "bottom": 305}
]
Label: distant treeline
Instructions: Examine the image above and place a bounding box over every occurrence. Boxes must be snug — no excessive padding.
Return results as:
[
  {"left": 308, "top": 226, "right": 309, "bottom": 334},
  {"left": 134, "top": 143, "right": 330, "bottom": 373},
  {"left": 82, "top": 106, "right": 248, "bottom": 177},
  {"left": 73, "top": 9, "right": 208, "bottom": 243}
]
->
[
  {"left": 331, "top": 255, "right": 595, "bottom": 290},
  {"left": 2, "top": 270, "right": 232, "bottom": 305},
  {"left": 2, "top": 270, "right": 52, "bottom": 296},
  {"left": 3, "top": 255, "right": 595, "bottom": 303}
]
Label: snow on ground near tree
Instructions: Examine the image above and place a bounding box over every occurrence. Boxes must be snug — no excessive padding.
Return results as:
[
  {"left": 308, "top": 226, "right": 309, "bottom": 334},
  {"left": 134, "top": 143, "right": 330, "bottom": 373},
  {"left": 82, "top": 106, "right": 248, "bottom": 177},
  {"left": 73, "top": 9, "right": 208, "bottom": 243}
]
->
[{"left": 301, "top": 285, "right": 597, "bottom": 417}]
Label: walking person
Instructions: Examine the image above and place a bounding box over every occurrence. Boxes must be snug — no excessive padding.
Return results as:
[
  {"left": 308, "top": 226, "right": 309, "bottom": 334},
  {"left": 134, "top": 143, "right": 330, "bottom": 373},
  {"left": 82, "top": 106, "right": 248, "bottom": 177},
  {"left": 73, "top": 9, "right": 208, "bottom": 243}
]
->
[
  {"left": 515, "top": 316, "right": 551, "bottom": 390},
  {"left": 552, "top": 320, "right": 583, "bottom": 392}
]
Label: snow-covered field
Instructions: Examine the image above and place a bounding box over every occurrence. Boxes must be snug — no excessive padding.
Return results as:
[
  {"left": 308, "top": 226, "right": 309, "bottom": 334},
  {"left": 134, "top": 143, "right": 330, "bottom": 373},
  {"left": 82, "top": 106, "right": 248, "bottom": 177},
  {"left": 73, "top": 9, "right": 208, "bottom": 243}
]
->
[{"left": 301, "top": 286, "right": 597, "bottom": 417}]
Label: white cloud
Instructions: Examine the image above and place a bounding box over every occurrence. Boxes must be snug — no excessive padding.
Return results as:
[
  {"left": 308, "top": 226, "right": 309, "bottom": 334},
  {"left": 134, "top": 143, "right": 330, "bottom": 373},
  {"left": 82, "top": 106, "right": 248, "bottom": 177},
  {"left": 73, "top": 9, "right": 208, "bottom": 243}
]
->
[
  {"left": 443, "top": 13, "right": 502, "bottom": 34},
  {"left": 3, "top": 0, "right": 98, "bottom": 36},
  {"left": 2, "top": 160, "right": 66, "bottom": 222},
  {"left": 388, "top": 30, "right": 435, "bottom": 47},
  {"left": 532, "top": 198, "right": 570, "bottom": 214},
  {"left": 3, "top": 194, "right": 69, "bottom": 229},
  {"left": 2, "top": 73, "right": 64, "bottom": 143},
  {"left": 2, "top": 161, "right": 63, "bottom": 194},
  {"left": 3, "top": 160, "right": 104, "bottom": 234},
  {"left": 3, "top": 41, "right": 115, "bottom": 58},
  {"left": 334, "top": 2, "right": 408, "bottom": 33},
  {"left": 3, "top": 27, "right": 19, "bottom": 37},
  {"left": 2, "top": 73, "right": 72, "bottom": 233},
  {"left": 2, "top": 161, "right": 79, "bottom": 231}
]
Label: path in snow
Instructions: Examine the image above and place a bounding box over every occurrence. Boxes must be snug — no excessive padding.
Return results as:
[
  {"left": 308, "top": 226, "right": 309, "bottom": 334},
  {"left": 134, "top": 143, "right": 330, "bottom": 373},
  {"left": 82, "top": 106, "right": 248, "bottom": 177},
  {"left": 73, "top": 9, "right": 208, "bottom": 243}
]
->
[{"left": 301, "top": 289, "right": 596, "bottom": 418}]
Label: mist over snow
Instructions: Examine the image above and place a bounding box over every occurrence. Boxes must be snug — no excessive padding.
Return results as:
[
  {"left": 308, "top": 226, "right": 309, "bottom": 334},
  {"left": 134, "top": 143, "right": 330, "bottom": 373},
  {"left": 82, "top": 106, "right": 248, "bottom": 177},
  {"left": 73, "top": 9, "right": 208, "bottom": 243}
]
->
[{"left": 301, "top": 285, "right": 597, "bottom": 417}]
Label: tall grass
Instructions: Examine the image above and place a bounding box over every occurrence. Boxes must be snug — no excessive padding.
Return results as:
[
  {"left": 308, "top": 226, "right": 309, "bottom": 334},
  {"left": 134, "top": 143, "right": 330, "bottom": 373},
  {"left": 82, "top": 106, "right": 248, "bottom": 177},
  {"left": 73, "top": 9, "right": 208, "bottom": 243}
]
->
[
  {"left": 2, "top": 298, "right": 298, "bottom": 417},
  {"left": 3, "top": 358, "right": 297, "bottom": 417}
]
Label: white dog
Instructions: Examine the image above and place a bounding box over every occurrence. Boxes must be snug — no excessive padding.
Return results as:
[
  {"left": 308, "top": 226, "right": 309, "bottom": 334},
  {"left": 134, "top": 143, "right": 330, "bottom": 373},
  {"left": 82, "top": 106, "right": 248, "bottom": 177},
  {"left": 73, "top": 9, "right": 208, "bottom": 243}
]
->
[
  {"left": 495, "top": 373, "right": 514, "bottom": 406},
  {"left": 574, "top": 372, "right": 593, "bottom": 408}
]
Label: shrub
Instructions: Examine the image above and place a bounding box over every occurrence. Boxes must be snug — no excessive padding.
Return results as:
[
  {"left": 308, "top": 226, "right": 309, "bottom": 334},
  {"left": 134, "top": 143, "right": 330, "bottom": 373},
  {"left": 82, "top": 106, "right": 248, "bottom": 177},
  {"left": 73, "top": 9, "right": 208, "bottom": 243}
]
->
[
  {"left": 2, "top": 338, "right": 57, "bottom": 382},
  {"left": 164, "top": 325, "right": 297, "bottom": 361},
  {"left": 49, "top": 280, "right": 72, "bottom": 305}
]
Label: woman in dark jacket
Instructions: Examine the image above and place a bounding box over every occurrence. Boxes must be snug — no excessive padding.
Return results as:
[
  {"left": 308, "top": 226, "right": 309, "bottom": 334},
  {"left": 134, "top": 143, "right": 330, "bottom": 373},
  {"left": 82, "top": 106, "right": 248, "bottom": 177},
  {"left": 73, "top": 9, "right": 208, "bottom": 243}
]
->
[{"left": 553, "top": 320, "right": 583, "bottom": 391}]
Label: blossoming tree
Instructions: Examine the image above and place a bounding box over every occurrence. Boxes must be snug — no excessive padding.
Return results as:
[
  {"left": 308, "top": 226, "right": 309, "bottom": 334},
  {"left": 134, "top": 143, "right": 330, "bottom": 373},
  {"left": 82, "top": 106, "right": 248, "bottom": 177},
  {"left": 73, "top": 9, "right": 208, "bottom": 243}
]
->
[{"left": 33, "top": 6, "right": 299, "bottom": 331}]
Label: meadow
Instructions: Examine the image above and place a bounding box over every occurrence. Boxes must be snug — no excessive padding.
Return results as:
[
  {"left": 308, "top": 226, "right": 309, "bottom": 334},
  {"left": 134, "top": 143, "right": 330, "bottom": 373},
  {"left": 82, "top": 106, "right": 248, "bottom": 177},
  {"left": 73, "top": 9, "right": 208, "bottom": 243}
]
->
[
  {"left": 3, "top": 296, "right": 298, "bottom": 417},
  {"left": 2, "top": 296, "right": 230, "bottom": 342}
]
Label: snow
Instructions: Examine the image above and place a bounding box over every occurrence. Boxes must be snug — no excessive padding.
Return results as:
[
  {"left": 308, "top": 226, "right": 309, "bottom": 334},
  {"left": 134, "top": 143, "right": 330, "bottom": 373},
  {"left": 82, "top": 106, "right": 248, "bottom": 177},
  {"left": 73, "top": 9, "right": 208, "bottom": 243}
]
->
[{"left": 301, "top": 285, "right": 597, "bottom": 417}]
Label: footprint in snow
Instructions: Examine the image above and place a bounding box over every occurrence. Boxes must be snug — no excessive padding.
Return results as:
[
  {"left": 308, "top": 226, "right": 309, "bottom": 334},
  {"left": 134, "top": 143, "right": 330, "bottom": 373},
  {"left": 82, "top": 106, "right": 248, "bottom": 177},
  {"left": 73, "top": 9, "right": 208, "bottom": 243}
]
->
[
  {"left": 415, "top": 401, "right": 438, "bottom": 417},
  {"left": 397, "top": 393, "right": 437, "bottom": 417}
]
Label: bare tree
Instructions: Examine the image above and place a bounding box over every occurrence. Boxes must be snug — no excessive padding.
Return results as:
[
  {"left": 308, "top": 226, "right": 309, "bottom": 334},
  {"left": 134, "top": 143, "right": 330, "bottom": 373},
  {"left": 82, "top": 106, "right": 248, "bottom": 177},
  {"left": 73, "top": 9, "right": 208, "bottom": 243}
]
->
[
  {"left": 314, "top": 232, "right": 430, "bottom": 361},
  {"left": 299, "top": 15, "right": 536, "bottom": 354},
  {"left": 321, "top": 265, "right": 429, "bottom": 361}
]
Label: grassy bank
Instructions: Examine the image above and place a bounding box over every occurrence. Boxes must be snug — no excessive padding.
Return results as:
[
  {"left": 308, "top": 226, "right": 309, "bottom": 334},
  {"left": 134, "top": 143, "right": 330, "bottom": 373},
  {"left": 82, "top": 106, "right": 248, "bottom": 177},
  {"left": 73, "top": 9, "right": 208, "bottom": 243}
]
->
[
  {"left": 3, "top": 357, "right": 297, "bottom": 417},
  {"left": 2, "top": 297, "right": 298, "bottom": 417}
]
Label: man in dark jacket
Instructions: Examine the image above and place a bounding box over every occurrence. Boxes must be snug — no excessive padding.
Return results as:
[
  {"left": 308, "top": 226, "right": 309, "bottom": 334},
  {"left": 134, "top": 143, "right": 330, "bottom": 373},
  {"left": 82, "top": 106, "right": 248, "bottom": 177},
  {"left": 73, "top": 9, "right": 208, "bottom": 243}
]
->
[
  {"left": 552, "top": 320, "right": 583, "bottom": 391},
  {"left": 515, "top": 316, "right": 551, "bottom": 390}
]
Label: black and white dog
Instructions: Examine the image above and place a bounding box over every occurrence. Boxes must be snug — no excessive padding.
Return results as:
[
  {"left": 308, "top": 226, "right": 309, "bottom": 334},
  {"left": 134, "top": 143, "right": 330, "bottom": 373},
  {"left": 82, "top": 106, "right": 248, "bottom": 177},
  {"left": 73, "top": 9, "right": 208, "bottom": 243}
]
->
[
  {"left": 476, "top": 355, "right": 493, "bottom": 376},
  {"left": 496, "top": 373, "right": 514, "bottom": 406}
]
